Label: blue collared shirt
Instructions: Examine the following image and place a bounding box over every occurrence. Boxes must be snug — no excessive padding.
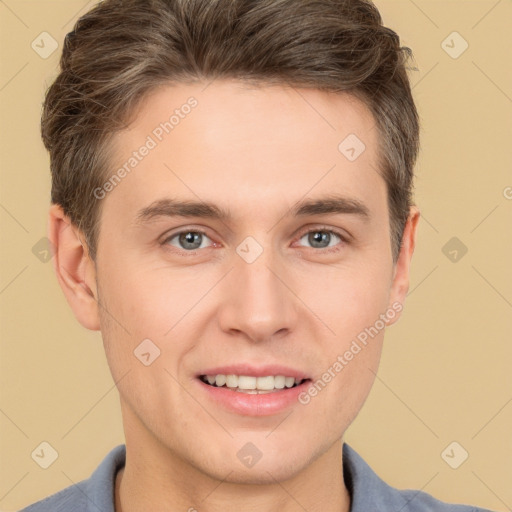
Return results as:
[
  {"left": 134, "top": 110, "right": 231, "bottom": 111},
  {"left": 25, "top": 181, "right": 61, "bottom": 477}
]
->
[{"left": 20, "top": 443, "right": 494, "bottom": 511}]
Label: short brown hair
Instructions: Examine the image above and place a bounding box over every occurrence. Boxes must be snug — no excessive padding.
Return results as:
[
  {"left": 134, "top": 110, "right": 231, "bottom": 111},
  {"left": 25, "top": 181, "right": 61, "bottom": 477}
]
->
[{"left": 41, "top": 0, "right": 420, "bottom": 263}]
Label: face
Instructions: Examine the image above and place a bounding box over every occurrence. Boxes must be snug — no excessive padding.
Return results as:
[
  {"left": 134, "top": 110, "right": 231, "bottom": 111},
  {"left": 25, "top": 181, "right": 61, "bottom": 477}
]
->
[{"left": 54, "top": 79, "right": 418, "bottom": 484}]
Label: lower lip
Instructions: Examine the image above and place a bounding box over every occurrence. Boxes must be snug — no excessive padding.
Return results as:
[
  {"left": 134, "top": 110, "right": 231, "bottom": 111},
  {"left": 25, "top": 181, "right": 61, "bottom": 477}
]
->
[{"left": 195, "top": 377, "right": 312, "bottom": 416}]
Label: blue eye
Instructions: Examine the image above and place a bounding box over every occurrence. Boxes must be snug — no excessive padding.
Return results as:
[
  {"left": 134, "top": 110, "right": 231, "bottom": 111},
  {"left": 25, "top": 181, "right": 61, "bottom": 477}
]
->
[
  {"left": 298, "top": 229, "right": 344, "bottom": 250},
  {"left": 161, "top": 226, "right": 347, "bottom": 255},
  {"left": 164, "top": 230, "right": 212, "bottom": 251}
]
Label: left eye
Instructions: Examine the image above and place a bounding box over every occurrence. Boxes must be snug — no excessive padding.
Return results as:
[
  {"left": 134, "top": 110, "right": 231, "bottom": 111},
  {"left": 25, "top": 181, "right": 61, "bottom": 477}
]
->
[
  {"left": 164, "top": 230, "right": 212, "bottom": 251},
  {"left": 298, "top": 229, "right": 343, "bottom": 249}
]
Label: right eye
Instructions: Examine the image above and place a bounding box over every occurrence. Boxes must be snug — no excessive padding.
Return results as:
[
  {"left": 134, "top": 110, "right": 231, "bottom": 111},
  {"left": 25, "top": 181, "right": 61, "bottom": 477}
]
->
[{"left": 162, "top": 229, "right": 214, "bottom": 252}]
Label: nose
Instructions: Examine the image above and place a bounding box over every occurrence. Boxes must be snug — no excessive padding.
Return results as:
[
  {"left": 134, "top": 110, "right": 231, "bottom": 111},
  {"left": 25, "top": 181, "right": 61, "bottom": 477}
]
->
[{"left": 216, "top": 248, "right": 299, "bottom": 343}]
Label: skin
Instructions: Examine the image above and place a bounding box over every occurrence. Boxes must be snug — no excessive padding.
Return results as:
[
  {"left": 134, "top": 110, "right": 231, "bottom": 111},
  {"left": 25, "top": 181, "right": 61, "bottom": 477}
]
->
[{"left": 48, "top": 79, "right": 420, "bottom": 512}]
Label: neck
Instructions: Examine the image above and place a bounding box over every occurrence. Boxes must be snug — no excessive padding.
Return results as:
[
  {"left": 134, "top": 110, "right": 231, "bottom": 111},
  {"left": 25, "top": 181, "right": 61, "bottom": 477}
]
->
[{"left": 115, "top": 405, "right": 351, "bottom": 512}]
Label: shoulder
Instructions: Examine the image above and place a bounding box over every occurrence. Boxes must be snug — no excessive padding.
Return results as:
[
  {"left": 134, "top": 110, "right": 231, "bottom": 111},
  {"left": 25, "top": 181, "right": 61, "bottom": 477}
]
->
[
  {"left": 342, "top": 443, "right": 495, "bottom": 512},
  {"left": 19, "top": 483, "right": 88, "bottom": 512},
  {"left": 19, "top": 444, "right": 126, "bottom": 512}
]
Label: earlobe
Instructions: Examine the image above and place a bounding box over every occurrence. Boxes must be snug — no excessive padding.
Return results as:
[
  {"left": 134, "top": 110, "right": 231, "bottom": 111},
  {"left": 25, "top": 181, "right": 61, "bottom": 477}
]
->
[
  {"left": 48, "top": 204, "right": 101, "bottom": 331},
  {"left": 386, "top": 205, "right": 421, "bottom": 326}
]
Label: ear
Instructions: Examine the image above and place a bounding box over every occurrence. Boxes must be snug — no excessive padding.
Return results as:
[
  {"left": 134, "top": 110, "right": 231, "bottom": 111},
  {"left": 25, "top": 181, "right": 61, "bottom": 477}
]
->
[
  {"left": 47, "top": 203, "right": 100, "bottom": 330},
  {"left": 386, "top": 205, "right": 420, "bottom": 326}
]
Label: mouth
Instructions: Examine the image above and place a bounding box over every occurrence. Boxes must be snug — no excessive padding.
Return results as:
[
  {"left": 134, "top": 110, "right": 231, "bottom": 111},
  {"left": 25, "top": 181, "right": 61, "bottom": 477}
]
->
[
  {"left": 198, "top": 374, "right": 311, "bottom": 394},
  {"left": 195, "top": 369, "right": 313, "bottom": 416}
]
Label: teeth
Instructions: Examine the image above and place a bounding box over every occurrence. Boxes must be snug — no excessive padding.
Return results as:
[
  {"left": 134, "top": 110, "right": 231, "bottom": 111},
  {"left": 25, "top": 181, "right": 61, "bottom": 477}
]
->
[
  {"left": 215, "top": 374, "right": 226, "bottom": 387},
  {"left": 226, "top": 374, "right": 238, "bottom": 388},
  {"left": 238, "top": 375, "right": 256, "bottom": 389},
  {"left": 274, "top": 375, "right": 286, "bottom": 389},
  {"left": 202, "top": 374, "right": 306, "bottom": 391},
  {"left": 258, "top": 376, "right": 277, "bottom": 390}
]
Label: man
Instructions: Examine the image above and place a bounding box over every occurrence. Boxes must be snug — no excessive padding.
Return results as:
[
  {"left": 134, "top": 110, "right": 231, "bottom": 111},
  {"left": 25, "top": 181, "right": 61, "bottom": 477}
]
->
[{"left": 22, "top": 0, "right": 495, "bottom": 510}]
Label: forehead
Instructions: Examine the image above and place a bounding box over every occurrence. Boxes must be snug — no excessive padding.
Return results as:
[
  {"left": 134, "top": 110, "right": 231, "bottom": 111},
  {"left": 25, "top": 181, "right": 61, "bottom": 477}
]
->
[
  {"left": 105, "top": 79, "right": 385, "bottom": 223},
  {"left": 120, "top": 79, "right": 378, "bottom": 151}
]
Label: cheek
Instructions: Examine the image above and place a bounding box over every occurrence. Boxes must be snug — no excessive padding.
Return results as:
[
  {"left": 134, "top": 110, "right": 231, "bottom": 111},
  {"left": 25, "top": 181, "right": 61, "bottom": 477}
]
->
[
  {"left": 97, "top": 260, "right": 226, "bottom": 382},
  {"left": 301, "top": 260, "right": 391, "bottom": 337},
  {"left": 309, "top": 326, "right": 385, "bottom": 429},
  {"left": 298, "top": 260, "right": 389, "bottom": 405},
  {"left": 101, "top": 256, "right": 204, "bottom": 335}
]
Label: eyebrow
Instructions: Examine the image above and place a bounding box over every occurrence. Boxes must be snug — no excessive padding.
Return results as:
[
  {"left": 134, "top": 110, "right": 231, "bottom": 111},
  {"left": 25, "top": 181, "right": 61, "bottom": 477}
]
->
[{"left": 134, "top": 194, "right": 371, "bottom": 225}]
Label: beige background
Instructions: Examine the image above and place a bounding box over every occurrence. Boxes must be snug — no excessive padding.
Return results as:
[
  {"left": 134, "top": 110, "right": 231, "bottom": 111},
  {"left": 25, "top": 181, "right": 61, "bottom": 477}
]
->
[{"left": 1, "top": 1, "right": 511, "bottom": 511}]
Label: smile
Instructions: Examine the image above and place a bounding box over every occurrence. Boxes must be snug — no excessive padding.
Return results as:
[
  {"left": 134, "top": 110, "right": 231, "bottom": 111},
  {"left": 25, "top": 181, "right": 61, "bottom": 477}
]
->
[{"left": 199, "top": 374, "right": 308, "bottom": 393}]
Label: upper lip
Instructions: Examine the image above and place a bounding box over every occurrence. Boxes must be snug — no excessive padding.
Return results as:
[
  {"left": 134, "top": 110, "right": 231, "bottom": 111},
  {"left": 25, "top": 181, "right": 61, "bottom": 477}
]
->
[{"left": 197, "top": 364, "right": 310, "bottom": 380}]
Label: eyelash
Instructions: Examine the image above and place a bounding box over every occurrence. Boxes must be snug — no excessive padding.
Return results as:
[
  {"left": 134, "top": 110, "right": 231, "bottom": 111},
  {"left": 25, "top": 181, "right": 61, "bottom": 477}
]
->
[{"left": 161, "top": 226, "right": 348, "bottom": 256}]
